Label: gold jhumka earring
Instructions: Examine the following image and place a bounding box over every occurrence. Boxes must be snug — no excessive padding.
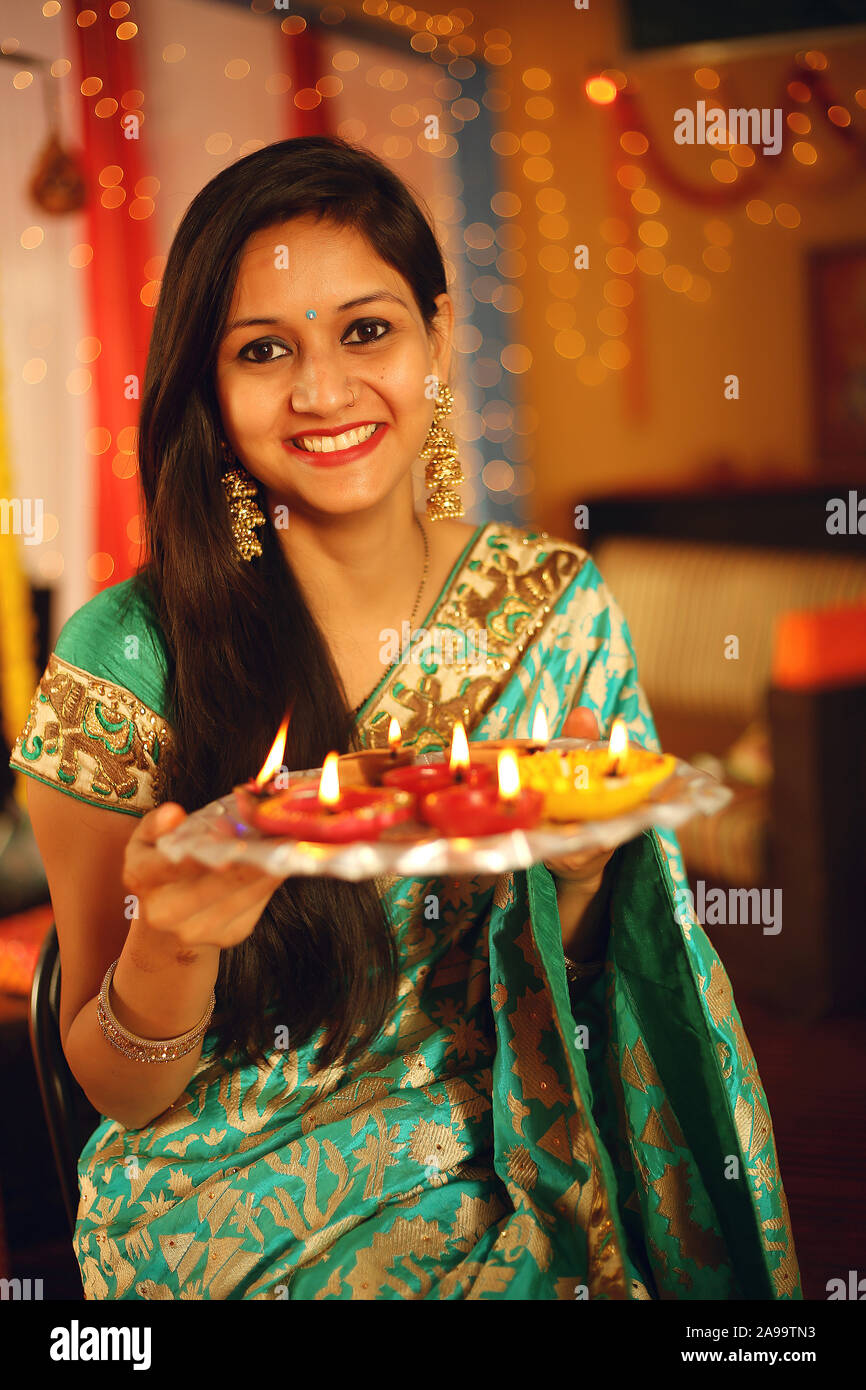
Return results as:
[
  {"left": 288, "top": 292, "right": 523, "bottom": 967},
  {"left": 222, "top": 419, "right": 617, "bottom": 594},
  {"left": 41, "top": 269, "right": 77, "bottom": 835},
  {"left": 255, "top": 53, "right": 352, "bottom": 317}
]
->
[
  {"left": 421, "top": 380, "right": 464, "bottom": 521},
  {"left": 219, "top": 440, "right": 267, "bottom": 561}
]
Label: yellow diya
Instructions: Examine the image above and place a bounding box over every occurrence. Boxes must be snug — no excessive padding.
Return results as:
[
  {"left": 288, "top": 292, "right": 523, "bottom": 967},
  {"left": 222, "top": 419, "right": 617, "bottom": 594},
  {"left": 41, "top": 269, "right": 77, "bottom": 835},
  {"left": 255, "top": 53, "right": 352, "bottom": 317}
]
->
[{"left": 517, "top": 720, "right": 677, "bottom": 820}]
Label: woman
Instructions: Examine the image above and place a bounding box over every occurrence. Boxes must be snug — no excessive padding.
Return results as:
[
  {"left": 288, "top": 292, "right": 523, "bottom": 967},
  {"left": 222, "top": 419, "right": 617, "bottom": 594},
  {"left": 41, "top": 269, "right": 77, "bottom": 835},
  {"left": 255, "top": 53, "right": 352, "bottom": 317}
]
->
[{"left": 11, "top": 136, "right": 800, "bottom": 1301}]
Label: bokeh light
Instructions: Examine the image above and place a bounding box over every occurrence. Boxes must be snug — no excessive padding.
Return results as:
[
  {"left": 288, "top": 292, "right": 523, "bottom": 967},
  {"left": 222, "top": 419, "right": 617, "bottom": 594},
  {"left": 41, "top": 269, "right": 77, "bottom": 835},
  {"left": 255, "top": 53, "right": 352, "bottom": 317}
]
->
[{"left": 585, "top": 76, "right": 617, "bottom": 105}]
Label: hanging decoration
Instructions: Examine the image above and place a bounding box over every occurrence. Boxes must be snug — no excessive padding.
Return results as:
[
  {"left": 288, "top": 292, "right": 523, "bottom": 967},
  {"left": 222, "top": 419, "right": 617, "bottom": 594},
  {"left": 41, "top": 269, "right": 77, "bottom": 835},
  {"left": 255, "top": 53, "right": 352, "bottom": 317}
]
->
[
  {"left": 29, "top": 132, "right": 87, "bottom": 214},
  {"left": 605, "top": 57, "right": 866, "bottom": 210},
  {"left": 573, "top": 48, "right": 866, "bottom": 419},
  {"left": 27, "top": 50, "right": 87, "bottom": 214}
]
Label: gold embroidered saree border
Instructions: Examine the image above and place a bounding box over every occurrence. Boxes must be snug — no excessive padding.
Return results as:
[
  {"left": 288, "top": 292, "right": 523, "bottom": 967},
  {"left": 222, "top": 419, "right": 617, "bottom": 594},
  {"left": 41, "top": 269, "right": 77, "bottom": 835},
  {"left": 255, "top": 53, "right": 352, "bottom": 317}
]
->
[
  {"left": 357, "top": 522, "right": 588, "bottom": 749},
  {"left": 9, "top": 652, "right": 174, "bottom": 816}
]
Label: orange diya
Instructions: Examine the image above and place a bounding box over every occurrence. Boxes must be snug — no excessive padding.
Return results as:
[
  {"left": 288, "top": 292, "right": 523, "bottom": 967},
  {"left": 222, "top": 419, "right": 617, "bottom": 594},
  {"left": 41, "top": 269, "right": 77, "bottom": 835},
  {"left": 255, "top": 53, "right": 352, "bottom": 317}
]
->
[
  {"left": 336, "top": 717, "right": 414, "bottom": 787},
  {"left": 251, "top": 752, "right": 412, "bottom": 843}
]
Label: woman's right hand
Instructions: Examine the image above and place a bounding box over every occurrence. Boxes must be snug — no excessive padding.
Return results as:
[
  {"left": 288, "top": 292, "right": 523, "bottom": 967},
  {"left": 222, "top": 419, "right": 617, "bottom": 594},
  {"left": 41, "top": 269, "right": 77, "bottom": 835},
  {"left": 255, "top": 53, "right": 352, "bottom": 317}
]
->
[{"left": 123, "top": 802, "right": 286, "bottom": 950}]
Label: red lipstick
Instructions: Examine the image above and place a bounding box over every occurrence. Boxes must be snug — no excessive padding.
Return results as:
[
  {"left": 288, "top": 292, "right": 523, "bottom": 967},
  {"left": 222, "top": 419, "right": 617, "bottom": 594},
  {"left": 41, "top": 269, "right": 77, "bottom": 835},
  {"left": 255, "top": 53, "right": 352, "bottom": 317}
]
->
[{"left": 282, "top": 422, "right": 388, "bottom": 468}]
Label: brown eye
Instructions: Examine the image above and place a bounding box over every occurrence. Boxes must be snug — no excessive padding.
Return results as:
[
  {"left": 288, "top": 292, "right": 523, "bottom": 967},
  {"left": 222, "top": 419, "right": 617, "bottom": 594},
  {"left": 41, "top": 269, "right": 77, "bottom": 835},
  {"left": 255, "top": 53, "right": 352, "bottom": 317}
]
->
[
  {"left": 344, "top": 319, "right": 390, "bottom": 345},
  {"left": 239, "top": 340, "right": 289, "bottom": 364}
]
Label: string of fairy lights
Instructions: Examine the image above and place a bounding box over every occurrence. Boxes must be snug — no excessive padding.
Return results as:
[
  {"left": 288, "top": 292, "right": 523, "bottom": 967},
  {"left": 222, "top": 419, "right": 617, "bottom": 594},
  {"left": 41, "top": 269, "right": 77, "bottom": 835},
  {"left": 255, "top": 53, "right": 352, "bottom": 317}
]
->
[
  {"left": 10, "top": 5, "right": 866, "bottom": 554},
  {"left": 586, "top": 50, "right": 866, "bottom": 327},
  {"left": 289, "top": 9, "right": 866, "bottom": 405}
]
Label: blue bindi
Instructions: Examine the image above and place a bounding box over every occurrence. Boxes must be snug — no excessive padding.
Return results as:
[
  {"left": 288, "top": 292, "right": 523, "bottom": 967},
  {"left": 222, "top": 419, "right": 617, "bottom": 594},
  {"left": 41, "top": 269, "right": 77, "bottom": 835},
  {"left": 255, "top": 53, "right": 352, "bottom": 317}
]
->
[{"left": 306, "top": 309, "right": 317, "bottom": 319}]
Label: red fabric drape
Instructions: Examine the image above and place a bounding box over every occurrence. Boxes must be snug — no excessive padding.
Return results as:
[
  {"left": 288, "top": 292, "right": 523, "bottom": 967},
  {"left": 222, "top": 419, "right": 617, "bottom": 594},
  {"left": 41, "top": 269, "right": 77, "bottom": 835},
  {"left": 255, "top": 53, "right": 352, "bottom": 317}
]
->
[
  {"left": 73, "top": 11, "right": 332, "bottom": 592},
  {"left": 72, "top": 2, "right": 156, "bottom": 588},
  {"left": 283, "top": 22, "right": 331, "bottom": 137}
]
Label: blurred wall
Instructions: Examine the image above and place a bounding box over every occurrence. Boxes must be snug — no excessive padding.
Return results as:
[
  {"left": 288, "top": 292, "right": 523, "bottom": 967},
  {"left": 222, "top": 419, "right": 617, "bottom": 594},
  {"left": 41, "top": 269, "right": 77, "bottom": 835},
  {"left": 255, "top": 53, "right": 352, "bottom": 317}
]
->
[{"left": 341, "top": 0, "right": 866, "bottom": 536}]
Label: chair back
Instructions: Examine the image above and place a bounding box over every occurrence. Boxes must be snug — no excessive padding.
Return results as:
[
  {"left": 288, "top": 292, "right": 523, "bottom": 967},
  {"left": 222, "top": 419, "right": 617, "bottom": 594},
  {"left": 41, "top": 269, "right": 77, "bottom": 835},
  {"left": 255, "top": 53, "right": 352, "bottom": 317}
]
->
[{"left": 28, "top": 923, "right": 99, "bottom": 1235}]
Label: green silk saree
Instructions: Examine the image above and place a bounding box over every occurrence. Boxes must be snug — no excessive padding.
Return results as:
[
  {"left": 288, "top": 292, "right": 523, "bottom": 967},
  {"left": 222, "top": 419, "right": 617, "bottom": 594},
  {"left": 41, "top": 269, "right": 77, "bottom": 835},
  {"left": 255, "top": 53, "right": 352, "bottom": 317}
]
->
[{"left": 9, "top": 521, "right": 801, "bottom": 1300}]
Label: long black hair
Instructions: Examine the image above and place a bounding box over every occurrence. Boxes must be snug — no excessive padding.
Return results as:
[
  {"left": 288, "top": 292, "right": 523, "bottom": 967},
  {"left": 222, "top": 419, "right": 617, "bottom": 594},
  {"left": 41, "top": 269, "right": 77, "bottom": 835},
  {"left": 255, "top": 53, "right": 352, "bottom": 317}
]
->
[{"left": 135, "top": 136, "right": 448, "bottom": 1070}]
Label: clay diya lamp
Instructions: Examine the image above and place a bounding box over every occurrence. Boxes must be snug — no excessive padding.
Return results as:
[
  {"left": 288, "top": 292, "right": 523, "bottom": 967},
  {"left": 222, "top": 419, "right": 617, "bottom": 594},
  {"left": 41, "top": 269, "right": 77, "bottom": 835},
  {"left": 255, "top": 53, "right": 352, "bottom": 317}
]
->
[
  {"left": 419, "top": 748, "right": 544, "bottom": 836},
  {"left": 517, "top": 719, "right": 677, "bottom": 820},
  {"left": 234, "top": 713, "right": 297, "bottom": 822},
  {"left": 250, "top": 752, "right": 413, "bottom": 843},
  {"left": 466, "top": 706, "right": 552, "bottom": 768},
  {"left": 336, "top": 716, "right": 414, "bottom": 788},
  {"left": 381, "top": 717, "right": 494, "bottom": 812}
]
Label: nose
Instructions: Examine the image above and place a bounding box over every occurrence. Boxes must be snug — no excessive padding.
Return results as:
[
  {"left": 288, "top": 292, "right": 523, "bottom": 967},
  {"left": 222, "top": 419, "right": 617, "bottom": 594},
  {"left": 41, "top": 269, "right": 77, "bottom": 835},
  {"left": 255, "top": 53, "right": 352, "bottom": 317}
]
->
[{"left": 289, "top": 352, "right": 353, "bottom": 416}]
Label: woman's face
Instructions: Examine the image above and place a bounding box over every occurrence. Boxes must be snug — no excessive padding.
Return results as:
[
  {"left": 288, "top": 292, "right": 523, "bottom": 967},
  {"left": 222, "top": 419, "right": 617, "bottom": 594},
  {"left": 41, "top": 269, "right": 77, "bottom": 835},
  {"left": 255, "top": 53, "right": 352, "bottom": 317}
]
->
[{"left": 214, "top": 214, "right": 453, "bottom": 520}]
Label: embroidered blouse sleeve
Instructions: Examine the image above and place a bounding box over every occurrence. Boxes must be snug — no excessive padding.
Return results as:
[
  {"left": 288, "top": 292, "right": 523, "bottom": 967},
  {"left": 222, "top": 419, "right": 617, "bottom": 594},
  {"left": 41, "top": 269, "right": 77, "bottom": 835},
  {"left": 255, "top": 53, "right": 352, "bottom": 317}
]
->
[{"left": 7, "top": 582, "right": 175, "bottom": 818}]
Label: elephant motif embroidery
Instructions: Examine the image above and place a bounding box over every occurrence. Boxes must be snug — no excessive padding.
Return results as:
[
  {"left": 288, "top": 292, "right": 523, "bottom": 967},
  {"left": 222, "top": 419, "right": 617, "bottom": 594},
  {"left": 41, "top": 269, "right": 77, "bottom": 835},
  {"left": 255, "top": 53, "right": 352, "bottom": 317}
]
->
[
  {"left": 453, "top": 542, "right": 582, "bottom": 649},
  {"left": 11, "top": 653, "right": 173, "bottom": 813},
  {"left": 359, "top": 529, "right": 586, "bottom": 754}
]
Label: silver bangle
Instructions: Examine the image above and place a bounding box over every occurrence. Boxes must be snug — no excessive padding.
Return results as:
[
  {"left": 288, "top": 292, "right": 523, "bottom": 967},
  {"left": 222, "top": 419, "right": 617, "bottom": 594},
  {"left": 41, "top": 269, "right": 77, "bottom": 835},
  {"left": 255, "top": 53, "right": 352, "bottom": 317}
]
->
[{"left": 96, "top": 959, "right": 216, "bottom": 1064}]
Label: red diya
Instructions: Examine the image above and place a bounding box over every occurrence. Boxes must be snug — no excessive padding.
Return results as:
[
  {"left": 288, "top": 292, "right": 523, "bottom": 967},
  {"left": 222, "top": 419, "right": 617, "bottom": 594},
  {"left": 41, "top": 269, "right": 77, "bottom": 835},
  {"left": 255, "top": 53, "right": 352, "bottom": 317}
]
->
[
  {"left": 382, "top": 717, "right": 494, "bottom": 808},
  {"left": 234, "top": 713, "right": 296, "bottom": 822},
  {"left": 233, "top": 716, "right": 412, "bottom": 839},
  {"left": 420, "top": 748, "right": 544, "bottom": 836},
  {"left": 251, "top": 752, "right": 413, "bottom": 843}
]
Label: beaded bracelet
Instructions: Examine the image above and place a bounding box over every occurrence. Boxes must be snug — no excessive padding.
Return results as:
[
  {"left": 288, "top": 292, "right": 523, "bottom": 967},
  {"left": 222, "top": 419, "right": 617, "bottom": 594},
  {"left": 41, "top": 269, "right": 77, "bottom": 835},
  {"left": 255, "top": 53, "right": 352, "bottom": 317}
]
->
[{"left": 96, "top": 959, "right": 216, "bottom": 1064}]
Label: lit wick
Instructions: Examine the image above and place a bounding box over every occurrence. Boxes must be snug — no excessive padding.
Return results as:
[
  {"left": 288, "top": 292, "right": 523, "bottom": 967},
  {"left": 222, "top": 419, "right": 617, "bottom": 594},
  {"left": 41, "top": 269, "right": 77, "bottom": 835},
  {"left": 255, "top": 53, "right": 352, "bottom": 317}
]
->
[
  {"left": 251, "top": 712, "right": 291, "bottom": 797},
  {"left": 605, "top": 719, "right": 629, "bottom": 779},
  {"left": 498, "top": 749, "right": 521, "bottom": 811},
  {"left": 530, "top": 706, "right": 550, "bottom": 747},
  {"left": 318, "top": 752, "right": 341, "bottom": 815},
  {"left": 450, "top": 718, "right": 470, "bottom": 786},
  {"left": 387, "top": 715, "right": 403, "bottom": 761}
]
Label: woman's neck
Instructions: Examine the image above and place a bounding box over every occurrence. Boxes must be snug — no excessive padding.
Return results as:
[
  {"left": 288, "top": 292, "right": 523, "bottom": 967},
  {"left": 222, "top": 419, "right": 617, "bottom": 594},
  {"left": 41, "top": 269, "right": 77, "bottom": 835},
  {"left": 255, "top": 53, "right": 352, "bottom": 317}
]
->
[
  {"left": 266, "top": 500, "right": 480, "bottom": 712},
  {"left": 267, "top": 495, "right": 427, "bottom": 635}
]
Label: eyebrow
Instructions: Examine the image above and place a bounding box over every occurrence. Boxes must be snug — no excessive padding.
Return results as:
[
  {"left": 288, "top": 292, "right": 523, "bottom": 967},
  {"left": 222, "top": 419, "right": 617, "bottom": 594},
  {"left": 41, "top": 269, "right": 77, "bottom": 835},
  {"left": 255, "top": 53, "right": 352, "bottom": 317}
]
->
[{"left": 223, "top": 291, "right": 408, "bottom": 336}]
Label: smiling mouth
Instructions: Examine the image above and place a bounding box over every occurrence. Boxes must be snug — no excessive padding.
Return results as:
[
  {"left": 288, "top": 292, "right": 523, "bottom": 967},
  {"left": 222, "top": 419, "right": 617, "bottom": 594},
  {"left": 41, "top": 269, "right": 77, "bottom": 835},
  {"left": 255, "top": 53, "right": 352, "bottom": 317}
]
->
[{"left": 291, "top": 423, "right": 383, "bottom": 453}]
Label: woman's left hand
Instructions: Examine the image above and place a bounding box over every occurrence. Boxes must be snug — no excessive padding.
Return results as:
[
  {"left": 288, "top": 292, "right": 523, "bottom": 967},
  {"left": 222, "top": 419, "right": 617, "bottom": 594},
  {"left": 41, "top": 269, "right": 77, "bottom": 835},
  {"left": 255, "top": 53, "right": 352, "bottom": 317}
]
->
[{"left": 541, "top": 707, "right": 616, "bottom": 889}]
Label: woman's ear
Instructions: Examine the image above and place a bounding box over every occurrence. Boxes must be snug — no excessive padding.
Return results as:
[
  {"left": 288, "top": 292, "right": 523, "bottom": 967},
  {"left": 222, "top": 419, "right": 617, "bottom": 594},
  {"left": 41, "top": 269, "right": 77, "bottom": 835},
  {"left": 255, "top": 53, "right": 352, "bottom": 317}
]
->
[{"left": 430, "top": 293, "right": 455, "bottom": 382}]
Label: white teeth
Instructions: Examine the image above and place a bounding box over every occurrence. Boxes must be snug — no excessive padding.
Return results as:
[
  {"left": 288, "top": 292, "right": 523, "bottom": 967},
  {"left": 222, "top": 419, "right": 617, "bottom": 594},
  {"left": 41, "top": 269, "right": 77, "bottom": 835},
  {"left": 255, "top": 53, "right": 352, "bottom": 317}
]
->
[{"left": 296, "top": 423, "right": 379, "bottom": 452}]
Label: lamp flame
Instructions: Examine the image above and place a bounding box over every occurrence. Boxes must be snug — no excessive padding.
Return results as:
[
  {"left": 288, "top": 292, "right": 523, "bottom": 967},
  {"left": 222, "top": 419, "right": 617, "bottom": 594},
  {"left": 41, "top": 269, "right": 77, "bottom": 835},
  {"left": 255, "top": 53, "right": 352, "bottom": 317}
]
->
[
  {"left": 255, "top": 714, "right": 289, "bottom": 788},
  {"left": 585, "top": 74, "right": 618, "bottom": 104},
  {"left": 387, "top": 716, "right": 402, "bottom": 749},
  {"left": 530, "top": 707, "right": 549, "bottom": 742},
  {"left": 318, "top": 752, "right": 341, "bottom": 807},
  {"left": 498, "top": 749, "right": 521, "bottom": 801},
  {"left": 450, "top": 719, "right": 470, "bottom": 772},
  {"left": 607, "top": 719, "right": 629, "bottom": 775}
]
